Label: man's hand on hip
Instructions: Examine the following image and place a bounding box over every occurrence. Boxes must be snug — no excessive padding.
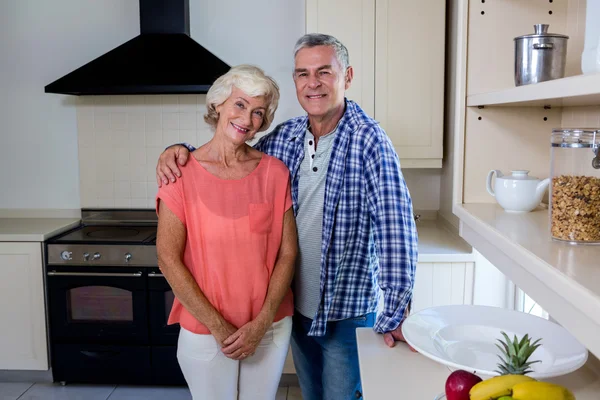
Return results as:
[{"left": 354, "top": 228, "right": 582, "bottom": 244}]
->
[
  {"left": 156, "top": 145, "right": 190, "bottom": 187},
  {"left": 383, "top": 321, "right": 417, "bottom": 352}
]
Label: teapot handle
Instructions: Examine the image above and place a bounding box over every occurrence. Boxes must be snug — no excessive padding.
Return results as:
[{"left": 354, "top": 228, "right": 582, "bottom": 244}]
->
[{"left": 486, "top": 170, "right": 500, "bottom": 197}]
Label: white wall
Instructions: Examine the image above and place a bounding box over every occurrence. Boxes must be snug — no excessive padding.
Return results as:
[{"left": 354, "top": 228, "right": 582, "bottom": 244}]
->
[
  {"left": 0, "top": 0, "right": 304, "bottom": 210},
  {"left": 1, "top": 0, "right": 441, "bottom": 210},
  {"left": 472, "top": 249, "right": 515, "bottom": 309},
  {"left": 403, "top": 169, "right": 442, "bottom": 211},
  {"left": 0, "top": 0, "right": 139, "bottom": 209},
  {"left": 190, "top": 0, "right": 305, "bottom": 125}
]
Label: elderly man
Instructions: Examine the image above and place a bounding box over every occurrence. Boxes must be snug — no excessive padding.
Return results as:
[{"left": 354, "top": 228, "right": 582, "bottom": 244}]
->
[{"left": 156, "top": 33, "right": 418, "bottom": 400}]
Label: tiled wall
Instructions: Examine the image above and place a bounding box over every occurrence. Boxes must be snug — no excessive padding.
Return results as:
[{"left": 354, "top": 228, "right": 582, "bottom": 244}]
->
[
  {"left": 77, "top": 95, "right": 213, "bottom": 208},
  {"left": 76, "top": 95, "right": 443, "bottom": 210}
]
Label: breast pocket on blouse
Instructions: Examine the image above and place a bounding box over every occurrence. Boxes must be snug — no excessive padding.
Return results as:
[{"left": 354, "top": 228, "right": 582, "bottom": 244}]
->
[{"left": 248, "top": 203, "right": 273, "bottom": 234}]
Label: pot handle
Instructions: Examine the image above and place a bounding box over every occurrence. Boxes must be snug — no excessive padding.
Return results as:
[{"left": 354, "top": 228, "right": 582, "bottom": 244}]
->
[
  {"left": 486, "top": 170, "right": 499, "bottom": 197},
  {"left": 533, "top": 43, "right": 554, "bottom": 50}
]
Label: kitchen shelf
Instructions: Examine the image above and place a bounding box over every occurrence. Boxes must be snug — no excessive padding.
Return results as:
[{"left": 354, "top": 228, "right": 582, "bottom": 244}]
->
[
  {"left": 467, "top": 73, "right": 600, "bottom": 108},
  {"left": 453, "top": 203, "right": 600, "bottom": 359}
]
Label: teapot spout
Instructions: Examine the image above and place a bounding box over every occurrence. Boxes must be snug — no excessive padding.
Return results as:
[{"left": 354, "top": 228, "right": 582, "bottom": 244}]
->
[{"left": 535, "top": 178, "right": 551, "bottom": 203}]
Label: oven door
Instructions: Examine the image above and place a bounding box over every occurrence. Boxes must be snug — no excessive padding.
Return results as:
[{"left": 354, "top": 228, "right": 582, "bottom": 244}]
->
[
  {"left": 147, "top": 268, "right": 186, "bottom": 385},
  {"left": 148, "top": 268, "right": 180, "bottom": 345},
  {"left": 47, "top": 266, "right": 149, "bottom": 344}
]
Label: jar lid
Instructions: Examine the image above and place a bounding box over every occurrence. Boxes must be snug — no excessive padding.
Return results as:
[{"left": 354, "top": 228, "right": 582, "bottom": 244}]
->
[
  {"left": 514, "top": 24, "right": 569, "bottom": 40},
  {"left": 551, "top": 128, "right": 600, "bottom": 148}
]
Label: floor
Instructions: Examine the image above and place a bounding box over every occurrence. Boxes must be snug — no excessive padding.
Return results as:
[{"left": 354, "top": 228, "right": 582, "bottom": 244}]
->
[{"left": 0, "top": 382, "right": 302, "bottom": 400}]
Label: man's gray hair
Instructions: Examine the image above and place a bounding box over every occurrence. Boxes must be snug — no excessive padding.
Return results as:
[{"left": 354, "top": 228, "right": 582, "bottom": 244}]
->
[{"left": 293, "top": 33, "right": 350, "bottom": 71}]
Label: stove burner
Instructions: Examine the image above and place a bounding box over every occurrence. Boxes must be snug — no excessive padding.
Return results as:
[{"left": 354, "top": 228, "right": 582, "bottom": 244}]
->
[{"left": 86, "top": 228, "right": 141, "bottom": 239}]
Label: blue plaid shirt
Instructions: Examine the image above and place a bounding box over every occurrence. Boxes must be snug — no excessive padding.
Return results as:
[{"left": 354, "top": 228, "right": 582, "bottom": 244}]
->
[{"left": 184, "top": 99, "right": 418, "bottom": 336}]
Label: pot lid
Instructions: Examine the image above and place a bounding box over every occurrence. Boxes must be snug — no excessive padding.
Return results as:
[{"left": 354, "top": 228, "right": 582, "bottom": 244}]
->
[
  {"left": 499, "top": 170, "right": 540, "bottom": 181},
  {"left": 514, "top": 24, "right": 569, "bottom": 40}
]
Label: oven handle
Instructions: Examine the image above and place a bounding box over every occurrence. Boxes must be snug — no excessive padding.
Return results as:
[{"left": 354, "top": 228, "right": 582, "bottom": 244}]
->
[
  {"left": 47, "top": 271, "right": 143, "bottom": 278},
  {"left": 148, "top": 272, "right": 164, "bottom": 278}
]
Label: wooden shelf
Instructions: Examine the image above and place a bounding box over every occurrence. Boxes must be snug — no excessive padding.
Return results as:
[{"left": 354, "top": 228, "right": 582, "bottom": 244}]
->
[
  {"left": 453, "top": 203, "right": 600, "bottom": 359},
  {"left": 467, "top": 73, "right": 600, "bottom": 108}
]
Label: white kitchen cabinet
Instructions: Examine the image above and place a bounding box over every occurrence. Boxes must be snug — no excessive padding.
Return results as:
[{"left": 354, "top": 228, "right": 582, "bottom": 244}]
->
[
  {"left": 305, "top": 0, "right": 375, "bottom": 117},
  {"left": 305, "top": 0, "right": 446, "bottom": 168},
  {"left": 411, "top": 262, "right": 474, "bottom": 314},
  {"left": 0, "top": 242, "right": 48, "bottom": 370},
  {"left": 375, "top": 0, "right": 446, "bottom": 167}
]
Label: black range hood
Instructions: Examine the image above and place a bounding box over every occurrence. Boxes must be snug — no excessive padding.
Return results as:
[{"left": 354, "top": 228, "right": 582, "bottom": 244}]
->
[{"left": 45, "top": 0, "right": 230, "bottom": 96}]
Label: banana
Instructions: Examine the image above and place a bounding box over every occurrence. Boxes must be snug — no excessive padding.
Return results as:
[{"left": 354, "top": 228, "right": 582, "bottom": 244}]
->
[
  {"left": 511, "top": 381, "right": 575, "bottom": 400},
  {"left": 497, "top": 397, "right": 513, "bottom": 400},
  {"left": 469, "top": 375, "right": 535, "bottom": 400}
]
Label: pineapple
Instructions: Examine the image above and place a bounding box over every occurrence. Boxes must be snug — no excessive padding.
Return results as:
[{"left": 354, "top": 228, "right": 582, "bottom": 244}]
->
[{"left": 494, "top": 331, "right": 542, "bottom": 375}]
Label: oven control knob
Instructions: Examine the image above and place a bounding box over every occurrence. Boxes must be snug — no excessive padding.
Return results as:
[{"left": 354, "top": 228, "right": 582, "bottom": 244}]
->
[
  {"left": 125, "top": 253, "right": 132, "bottom": 263},
  {"left": 60, "top": 251, "right": 72, "bottom": 261},
  {"left": 83, "top": 252, "right": 90, "bottom": 261},
  {"left": 92, "top": 252, "right": 101, "bottom": 260}
]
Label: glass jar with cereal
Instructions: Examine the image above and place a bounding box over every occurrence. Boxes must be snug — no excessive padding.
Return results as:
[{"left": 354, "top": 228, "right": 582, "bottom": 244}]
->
[{"left": 550, "top": 128, "right": 600, "bottom": 244}]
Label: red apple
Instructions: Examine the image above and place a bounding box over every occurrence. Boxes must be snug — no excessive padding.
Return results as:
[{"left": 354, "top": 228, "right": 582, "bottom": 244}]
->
[{"left": 445, "top": 370, "right": 482, "bottom": 400}]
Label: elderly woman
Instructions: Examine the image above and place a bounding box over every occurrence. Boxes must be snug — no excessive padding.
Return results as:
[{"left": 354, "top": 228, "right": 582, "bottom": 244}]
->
[{"left": 156, "top": 65, "right": 297, "bottom": 400}]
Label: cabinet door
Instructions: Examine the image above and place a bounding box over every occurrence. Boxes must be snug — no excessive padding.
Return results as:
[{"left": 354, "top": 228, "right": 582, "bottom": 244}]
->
[
  {"left": 412, "top": 262, "right": 474, "bottom": 313},
  {"left": 375, "top": 0, "right": 446, "bottom": 165},
  {"left": 306, "top": 0, "right": 375, "bottom": 116},
  {"left": 0, "top": 242, "right": 48, "bottom": 370}
]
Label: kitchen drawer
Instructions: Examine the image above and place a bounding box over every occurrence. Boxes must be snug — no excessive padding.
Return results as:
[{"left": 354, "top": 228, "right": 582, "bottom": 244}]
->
[{"left": 52, "top": 344, "right": 151, "bottom": 385}]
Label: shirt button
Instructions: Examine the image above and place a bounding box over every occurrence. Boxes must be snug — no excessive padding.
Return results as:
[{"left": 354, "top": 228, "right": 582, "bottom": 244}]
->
[
  {"left": 309, "top": 140, "right": 313, "bottom": 146},
  {"left": 311, "top": 154, "right": 315, "bottom": 159},
  {"left": 313, "top": 167, "right": 318, "bottom": 172}
]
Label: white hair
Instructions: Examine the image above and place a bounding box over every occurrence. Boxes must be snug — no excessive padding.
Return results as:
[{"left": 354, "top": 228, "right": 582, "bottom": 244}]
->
[
  {"left": 204, "top": 64, "right": 280, "bottom": 133},
  {"left": 293, "top": 33, "right": 350, "bottom": 71}
]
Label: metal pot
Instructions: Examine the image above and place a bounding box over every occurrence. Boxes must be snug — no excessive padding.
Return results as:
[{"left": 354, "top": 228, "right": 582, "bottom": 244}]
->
[{"left": 514, "top": 24, "right": 569, "bottom": 86}]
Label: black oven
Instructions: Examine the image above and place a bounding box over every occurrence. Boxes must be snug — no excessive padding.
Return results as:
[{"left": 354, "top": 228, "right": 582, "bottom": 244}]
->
[
  {"left": 45, "top": 211, "right": 185, "bottom": 386},
  {"left": 47, "top": 266, "right": 149, "bottom": 344},
  {"left": 147, "top": 267, "right": 184, "bottom": 385},
  {"left": 148, "top": 268, "right": 179, "bottom": 345}
]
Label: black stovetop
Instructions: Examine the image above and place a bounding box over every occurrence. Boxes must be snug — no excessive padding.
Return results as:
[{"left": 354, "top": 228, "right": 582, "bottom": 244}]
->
[{"left": 54, "top": 225, "right": 156, "bottom": 244}]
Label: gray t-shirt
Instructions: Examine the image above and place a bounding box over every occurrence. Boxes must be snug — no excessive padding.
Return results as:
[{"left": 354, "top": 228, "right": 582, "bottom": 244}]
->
[{"left": 294, "top": 127, "right": 337, "bottom": 319}]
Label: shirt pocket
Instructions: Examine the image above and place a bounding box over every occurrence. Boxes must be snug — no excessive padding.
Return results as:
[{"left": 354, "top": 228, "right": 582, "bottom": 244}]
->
[{"left": 248, "top": 203, "right": 273, "bottom": 234}]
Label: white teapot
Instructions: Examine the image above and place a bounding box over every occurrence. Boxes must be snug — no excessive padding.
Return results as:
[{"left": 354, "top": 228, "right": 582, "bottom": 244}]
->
[{"left": 486, "top": 170, "right": 550, "bottom": 213}]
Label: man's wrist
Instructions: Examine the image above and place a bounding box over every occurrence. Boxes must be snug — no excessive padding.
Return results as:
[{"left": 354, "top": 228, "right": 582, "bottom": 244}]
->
[
  {"left": 165, "top": 142, "right": 195, "bottom": 152},
  {"left": 180, "top": 142, "right": 195, "bottom": 152}
]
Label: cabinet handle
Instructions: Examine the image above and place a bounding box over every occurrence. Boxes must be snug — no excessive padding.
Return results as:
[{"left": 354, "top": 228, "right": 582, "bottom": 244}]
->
[
  {"left": 47, "top": 271, "right": 143, "bottom": 278},
  {"left": 148, "top": 272, "right": 164, "bottom": 278},
  {"left": 80, "top": 350, "right": 120, "bottom": 359}
]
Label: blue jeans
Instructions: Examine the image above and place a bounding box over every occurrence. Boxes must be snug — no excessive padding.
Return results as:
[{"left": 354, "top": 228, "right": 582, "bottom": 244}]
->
[{"left": 291, "top": 312, "right": 376, "bottom": 400}]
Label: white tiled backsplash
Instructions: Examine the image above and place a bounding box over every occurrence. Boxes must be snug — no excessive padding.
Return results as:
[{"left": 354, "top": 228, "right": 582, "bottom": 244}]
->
[
  {"left": 77, "top": 95, "right": 443, "bottom": 210},
  {"left": 77, "top": 95, "right": 213, "bottom": 208}
]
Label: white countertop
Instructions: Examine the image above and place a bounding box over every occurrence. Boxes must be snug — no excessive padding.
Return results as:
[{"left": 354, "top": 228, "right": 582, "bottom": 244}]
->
[
  {"left": 454, "top": 203, "right": 600, "bottom": 358},
  {"left": 356, "top": 328, "right": 450, "bottom": 399},
  {"left": 416, "top": 220, "right": 474, "bottom": 262},
  {"left": 356, "top": 328, "right": 600, "bottom": 400},
  {"left": 0, "top": 218, "right": 81, "bottom": 242}
]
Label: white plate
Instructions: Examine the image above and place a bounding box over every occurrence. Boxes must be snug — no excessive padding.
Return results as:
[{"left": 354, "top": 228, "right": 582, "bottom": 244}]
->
[{"left": 401, "top": 305, "right": 588, "bottom": 379}]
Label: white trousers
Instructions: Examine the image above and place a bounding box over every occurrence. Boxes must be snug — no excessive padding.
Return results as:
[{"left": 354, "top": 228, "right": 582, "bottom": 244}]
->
[{"left": 177, "top": 316, "right": 292, "bottom": 400}]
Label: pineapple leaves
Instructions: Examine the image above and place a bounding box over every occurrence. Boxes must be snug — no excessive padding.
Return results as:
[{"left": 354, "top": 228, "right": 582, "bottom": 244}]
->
[{"left": 495, "top": 331, "right": 542, "bottom": 376}]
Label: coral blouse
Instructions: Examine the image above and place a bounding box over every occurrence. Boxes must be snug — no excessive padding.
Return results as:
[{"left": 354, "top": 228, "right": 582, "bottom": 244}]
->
[{"left": 156, "top": 154, "right": 294, "bottom": 334}]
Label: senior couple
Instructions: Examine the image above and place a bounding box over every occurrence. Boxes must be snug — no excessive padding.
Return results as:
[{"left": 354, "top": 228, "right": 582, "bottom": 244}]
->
[{"left": 155, "top": 33, "right": 418, "bottom": 400}]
